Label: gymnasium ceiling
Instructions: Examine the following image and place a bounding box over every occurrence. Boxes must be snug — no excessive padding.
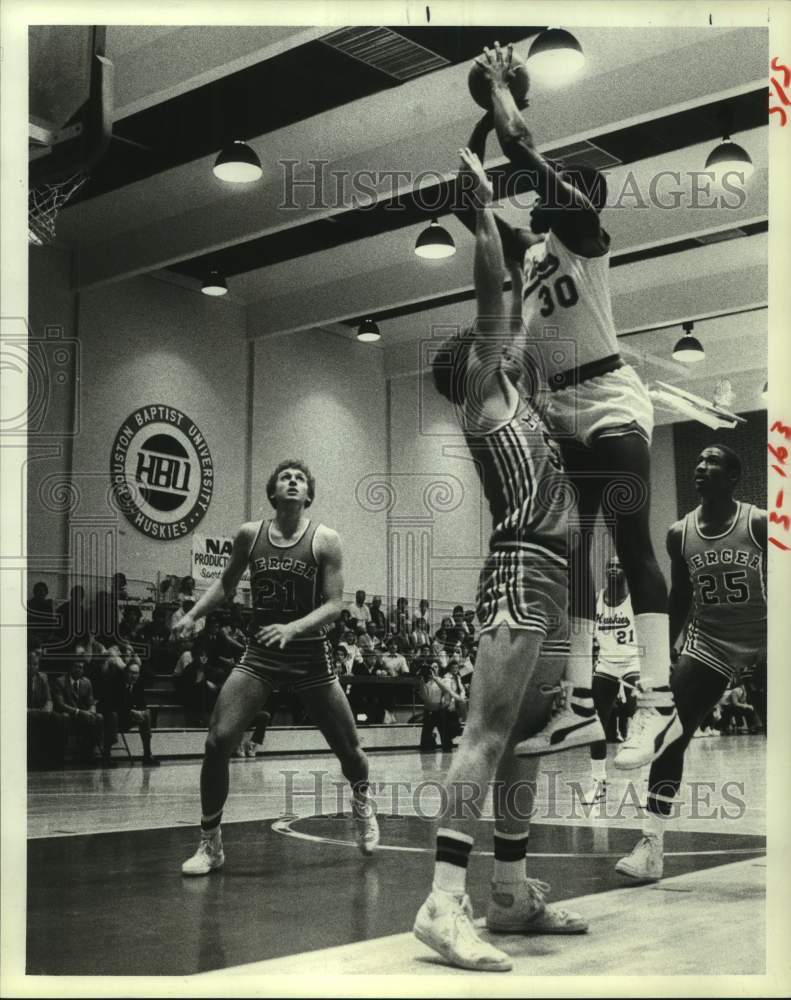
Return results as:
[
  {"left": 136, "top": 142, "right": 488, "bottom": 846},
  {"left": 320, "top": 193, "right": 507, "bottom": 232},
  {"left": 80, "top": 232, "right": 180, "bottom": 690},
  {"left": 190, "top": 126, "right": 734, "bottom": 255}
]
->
[{"left": 50, "top": 23, "right": 769, "bottom": 415}]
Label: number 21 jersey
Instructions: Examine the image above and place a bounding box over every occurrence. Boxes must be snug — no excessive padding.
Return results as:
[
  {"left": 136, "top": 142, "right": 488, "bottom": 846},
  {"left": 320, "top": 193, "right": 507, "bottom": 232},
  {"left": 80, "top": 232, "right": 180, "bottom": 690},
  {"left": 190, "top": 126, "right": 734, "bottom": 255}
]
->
[{"left": 248, "top": 519, "right": 324, "bottom": 638}]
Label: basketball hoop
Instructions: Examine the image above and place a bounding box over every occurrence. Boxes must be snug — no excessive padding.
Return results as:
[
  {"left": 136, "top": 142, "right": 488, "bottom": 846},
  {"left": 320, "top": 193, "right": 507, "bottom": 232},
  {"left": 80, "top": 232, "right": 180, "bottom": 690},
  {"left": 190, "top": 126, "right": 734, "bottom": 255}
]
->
[{"left": 28, "top": 172, "right": 88, "bottom": 246}]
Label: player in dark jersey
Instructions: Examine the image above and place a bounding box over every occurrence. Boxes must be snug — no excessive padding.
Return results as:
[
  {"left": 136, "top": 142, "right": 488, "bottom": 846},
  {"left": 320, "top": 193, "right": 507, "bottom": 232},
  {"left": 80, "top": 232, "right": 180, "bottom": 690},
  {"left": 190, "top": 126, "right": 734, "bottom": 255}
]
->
[
  {"left": 454, "top": 43, "right": 682, "bottom": 771},
  {"left": 413, "top": 147, "right": 588, "bottom": 974},
  {"left": 176, "top": 461, "right": 378, "bottom": 875},
  {"left": 616, "top": 444, "right": 766, "bottom": 881}
]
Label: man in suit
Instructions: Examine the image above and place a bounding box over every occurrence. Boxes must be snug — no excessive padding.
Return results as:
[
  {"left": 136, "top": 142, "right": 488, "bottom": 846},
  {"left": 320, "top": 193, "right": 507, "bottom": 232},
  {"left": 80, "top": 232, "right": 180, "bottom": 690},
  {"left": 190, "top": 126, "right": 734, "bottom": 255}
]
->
[
  {"left": 52, "top": 644, "right": 106, "bottom": 764},
  {"left": 27, "top": 639, "right": 66, "bottom": 767},
  {"left": 110, "top": 661, "right": 160, "bottom": 766}
]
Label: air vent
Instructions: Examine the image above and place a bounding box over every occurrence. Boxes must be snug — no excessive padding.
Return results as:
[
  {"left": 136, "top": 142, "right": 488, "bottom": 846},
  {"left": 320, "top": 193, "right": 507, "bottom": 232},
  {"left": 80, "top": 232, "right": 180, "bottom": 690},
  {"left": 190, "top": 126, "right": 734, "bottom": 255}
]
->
[
  {"left": 321, "top": 27, "right": 450, "bottom": 81},
  {"left": 695, "top": 227, "right": 747, "bottom": 245},
  {"left": 544, "top": 139, "right": 623, "bottom": 170}
]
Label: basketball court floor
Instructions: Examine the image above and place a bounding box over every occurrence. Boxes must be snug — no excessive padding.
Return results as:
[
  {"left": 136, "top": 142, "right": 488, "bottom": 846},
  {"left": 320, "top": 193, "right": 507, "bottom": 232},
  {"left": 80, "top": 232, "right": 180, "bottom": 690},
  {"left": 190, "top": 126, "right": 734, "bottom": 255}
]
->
[{"left": 27, "top": 736, "right": 766, "bottom": 978}]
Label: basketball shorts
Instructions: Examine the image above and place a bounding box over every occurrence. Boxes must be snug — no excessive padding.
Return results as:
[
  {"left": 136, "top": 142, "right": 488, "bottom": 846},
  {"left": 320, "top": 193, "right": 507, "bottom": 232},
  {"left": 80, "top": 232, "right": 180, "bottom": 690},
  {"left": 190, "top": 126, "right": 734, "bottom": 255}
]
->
[
  {"left": 235, "top": 636, "right": 335, "bottom": 693},
  {"left": 595, "top": 657, "right": 641, "bottom": 684},
  {"left": 546, "top": 364, "right": 654, "bottom": 448},
  {"left": 682, "top": 619, "right": 767, "bottom": 684},
  {"left": 476, "top": 543, "right": 568, "bottom": 649}
]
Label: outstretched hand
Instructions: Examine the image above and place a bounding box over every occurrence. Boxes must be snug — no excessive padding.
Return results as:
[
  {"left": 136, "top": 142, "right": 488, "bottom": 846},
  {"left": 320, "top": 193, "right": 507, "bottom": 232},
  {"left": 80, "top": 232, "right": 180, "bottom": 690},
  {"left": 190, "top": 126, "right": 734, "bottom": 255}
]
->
[
  {"left": 474, "top": 41, "right": 517, "bottom": 88},
  {"left": 458, "top": 146, "right": 493, "bottom": 205}
]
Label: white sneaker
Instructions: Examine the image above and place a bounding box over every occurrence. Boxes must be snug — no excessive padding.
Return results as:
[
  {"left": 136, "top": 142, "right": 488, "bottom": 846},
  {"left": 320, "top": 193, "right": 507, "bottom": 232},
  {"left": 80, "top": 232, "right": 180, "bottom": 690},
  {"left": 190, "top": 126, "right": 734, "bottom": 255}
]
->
[
  {"left": 614, "top": 689, "right": 683, "bottom": 769},
  {"left": 487, "top": 879, "right": 588, "bottom": 935},
  {"left": 615, "top": 834, "right": 663, "bottom": 882},
  {"left": 181, "top": 831, "right": 225, "bottom": 876},
  {"left": 579, "top": 778, "right": 607, "bottom": 806},
  {"left": 513, "top": 684, "right": 605, "bottom": 757},
  {"left": 414, "top": 890, "right": 512, "bottom": 972},
  {"left": 352, "top": 795, "right": 380, "bottom": 856}
]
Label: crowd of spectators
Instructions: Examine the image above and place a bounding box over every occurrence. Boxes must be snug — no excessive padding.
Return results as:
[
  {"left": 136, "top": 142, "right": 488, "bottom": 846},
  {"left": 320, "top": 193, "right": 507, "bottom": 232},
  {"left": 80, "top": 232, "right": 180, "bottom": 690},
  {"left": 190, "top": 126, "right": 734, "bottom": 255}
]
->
[{"left": 26, "top": 576, "right": 481, "bottom": 766}]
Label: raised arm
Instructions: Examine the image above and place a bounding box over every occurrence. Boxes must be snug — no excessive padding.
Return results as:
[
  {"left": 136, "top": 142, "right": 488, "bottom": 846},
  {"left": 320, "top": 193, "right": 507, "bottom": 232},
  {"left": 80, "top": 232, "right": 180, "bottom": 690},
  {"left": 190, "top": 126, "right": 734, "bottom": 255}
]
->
[
  {"left": 666, "top": 523, "right": 693, "bottom": 649},
  {"left": 173, "top": 523, "right": 256, "bottom": 638},
  {"left": 452, "top": 112, "right": 542, "bottom": 266}
]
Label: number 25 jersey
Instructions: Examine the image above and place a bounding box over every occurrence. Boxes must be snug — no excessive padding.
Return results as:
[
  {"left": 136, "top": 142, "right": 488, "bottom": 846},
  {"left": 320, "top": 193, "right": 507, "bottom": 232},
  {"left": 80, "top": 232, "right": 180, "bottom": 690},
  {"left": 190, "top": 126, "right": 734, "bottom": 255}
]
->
[
  {"left": 679, "top": 502, "right": 766, "bottom": 634},
  {"left": 522, "top": 229, "right": 618, "bottom": 378},
  {"left": 248, "top": 519, "right": 325, "bottom": 637}
]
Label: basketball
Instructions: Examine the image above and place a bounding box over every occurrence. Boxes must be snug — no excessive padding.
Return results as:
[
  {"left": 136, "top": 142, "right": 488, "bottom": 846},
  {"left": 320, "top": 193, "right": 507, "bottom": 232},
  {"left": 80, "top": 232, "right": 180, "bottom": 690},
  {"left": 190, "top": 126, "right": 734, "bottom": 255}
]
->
[{"left": 467, "top": 50, "right": 530, "bottom": 109}]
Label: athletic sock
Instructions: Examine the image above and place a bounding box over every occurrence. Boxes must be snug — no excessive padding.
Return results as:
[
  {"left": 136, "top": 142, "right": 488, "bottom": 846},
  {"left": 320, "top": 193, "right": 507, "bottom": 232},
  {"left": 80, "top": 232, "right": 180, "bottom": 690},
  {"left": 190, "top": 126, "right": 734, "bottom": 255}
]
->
[
  {"left": 433, "top": 828, "right": 474, "bottom": 895},
  {"left": 634, "top": 612, "right": 671, "bottom": 690},
  {"left": 591, "top": 757, "right": 607, "bottom": 782},
  {"left": 493, "top": 830, "right": 529, "bottom": 884},
  {"left": 200, "top": 809, "right": 223, "bottom": 835},
  {"left": 643, "top": 809, "right": 667, "bottom": 846},
  {"left": 566, "top": 618, "right": 595, "bottom": 689}
]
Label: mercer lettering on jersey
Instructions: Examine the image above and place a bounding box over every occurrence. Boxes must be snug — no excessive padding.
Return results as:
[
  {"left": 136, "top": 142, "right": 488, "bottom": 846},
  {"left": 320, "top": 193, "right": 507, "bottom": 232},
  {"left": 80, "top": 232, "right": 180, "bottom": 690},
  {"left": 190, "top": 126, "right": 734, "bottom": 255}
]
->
[
  {"left": 687, "top": 549, "right": 761, "bottom": 572},
  {"left": 251, "top": 555, "right": 317, "bottom": 579}
]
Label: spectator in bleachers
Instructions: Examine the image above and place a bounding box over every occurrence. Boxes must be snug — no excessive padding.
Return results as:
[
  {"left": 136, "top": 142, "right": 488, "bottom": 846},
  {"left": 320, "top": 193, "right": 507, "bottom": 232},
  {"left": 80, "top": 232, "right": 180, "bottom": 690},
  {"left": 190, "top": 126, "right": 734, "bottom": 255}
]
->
[
  {"left": 141, "top": 606, "right": 172, "bottom": 680},
  {"left": 459, "top": 642, "right": 476, "bottom": 689},
  {"left": 347, "top": 589, "right": 372, "bottom": 624},
  {"left": 411, "top": 642, "right": 434, "bottom": 676},
  {"left": 110, "top": 661, "right": 159, "bottom": 767},
  {"left": 337, "top": 630, "right": 363, "bottom": 674},
  {"left": 390, "top": 596, "right": 410, "bottom": 630},
  {"left": 119, "top": 605, "right": 145, "bottom": 645},
  {"left": 221, "top": 603, "right": 247, "bottom": 651},
  {"left": 418, "top": 661, "right": 452, "bottom": 750},
  {"left": 27, "top": 640, "right": 66, "bottom": 768},
  {"left": 358, "top": 620, "right": 379, "bottom": 655},
  {"left": 328, "top": 607, "right": 353, "bottom": 647},
  {"left": 201, "top": 615, "right": 237, "bottom": 677},
  {"left": 410, "top": 617, "right": 432, "bottom": 651},
  {"left": 333, "top": 648, "right": 349, "bottom": 677},
  {"left": 434, "top": 617, "right": 455, "bottom": 653},
  {"left": 177, "top": 576, "right": 197, "bottom": 603},
  {"left": 391, "top": 616, "right": 413, "bottom": 658},
  {"left": 418, "top": 599, "right": 433, "bottom": 635},
  {"left": 430, "top": 634, "right": 449, "bottom": 672},
  {"left": 55, "top": 585, "right": 88, "bottom": 645},
  {"left": 52, "top": 644, "right": 106, "bottom": 764},
  {"left": 379, "top": 638, "right": 410, "bottom": 679},
  {"left": 93, "top": 572, "right": 128, "bottom": 643},
  {"left": 170, "top": 598, "right": 204, "bottom": 642},
  {"left": 27, "top": 581, "right": 56, "bottom": 630},
  {"left": 352, "top": 647, "right": 385, "bottom": 724},
  {"left": 179, "top": 644, "right": 213, "bottom": 725},
  {"left": 369, "top": 596, "right": 388, "bottom": 638},
  {"left": 463, "top": 609, "right": 477, "bottom": 643},
  {"left": 442, "top": 658, "right": 468, "bottom": 745}
]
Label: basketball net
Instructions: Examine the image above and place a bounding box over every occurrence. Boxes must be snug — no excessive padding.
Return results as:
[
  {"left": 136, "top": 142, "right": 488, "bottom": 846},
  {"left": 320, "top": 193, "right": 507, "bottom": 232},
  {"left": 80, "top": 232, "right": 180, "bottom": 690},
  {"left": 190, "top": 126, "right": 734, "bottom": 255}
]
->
[{"left": 28, "top": 172, "right": 88, "bottom": 246}]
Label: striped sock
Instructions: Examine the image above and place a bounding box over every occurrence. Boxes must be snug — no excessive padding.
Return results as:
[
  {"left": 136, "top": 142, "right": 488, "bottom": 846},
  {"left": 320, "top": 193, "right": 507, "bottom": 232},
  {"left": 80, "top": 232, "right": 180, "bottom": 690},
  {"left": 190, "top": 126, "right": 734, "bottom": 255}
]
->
[
  {"left": 493, "top": 830, "right": 529, "bottom": 884},
  {"left": 570, "top": 687, "right": 596, "bottom": 717},
  {"left": 433, "top": 828, "right": 474, "bottom": 895},
  {"left": 201, "top": 809, "right": 223, "bottom": 834}
]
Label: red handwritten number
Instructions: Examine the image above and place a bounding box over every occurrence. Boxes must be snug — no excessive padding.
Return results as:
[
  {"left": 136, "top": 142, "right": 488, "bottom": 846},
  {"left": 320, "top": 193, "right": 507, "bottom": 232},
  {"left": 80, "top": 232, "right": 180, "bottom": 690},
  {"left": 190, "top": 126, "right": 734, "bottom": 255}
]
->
[
  {"left": 768, "top": 443, "right": 788, "bottom": 465},
  {"left": 770, "top": 56, "right": 791, "bottom": 126},
  {"left": 770, "top": 420, "right": 791, "bottom": 441},
  {"left": 769, "top": 536, "right": 790, "bottom": 551},
  {"left": 769, "top": 511, "right": 791, "bottom": 531},
  {"left": 777, "top": 490, "right": 786, "bottom": 508}
]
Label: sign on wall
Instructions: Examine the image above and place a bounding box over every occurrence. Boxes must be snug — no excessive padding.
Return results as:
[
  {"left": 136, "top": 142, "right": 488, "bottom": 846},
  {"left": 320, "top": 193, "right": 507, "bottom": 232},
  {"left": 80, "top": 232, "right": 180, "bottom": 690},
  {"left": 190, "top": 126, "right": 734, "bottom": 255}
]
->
[
  {"left": 191, "top": 534, "right": 251, "bottom": 595},
  {"left": 110, "top": 404, "right": 214, "bottom": 540}
]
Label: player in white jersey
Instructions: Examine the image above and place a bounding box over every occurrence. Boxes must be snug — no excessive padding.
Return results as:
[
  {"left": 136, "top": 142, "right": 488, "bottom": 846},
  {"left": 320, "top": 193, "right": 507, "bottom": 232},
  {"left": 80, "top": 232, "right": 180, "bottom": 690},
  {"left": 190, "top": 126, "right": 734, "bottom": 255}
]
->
[
  {"left": 616, "top": 445, "right": 766, "bottom": 881},
  {"left": 463, "top": 44, "right": 682, "bottom": 770},
  {"left": 581, "top": 555, "right": 642, "bottom": 805},
  {"left": 413, "top": 147, "right": 588, "bottom": 974}
]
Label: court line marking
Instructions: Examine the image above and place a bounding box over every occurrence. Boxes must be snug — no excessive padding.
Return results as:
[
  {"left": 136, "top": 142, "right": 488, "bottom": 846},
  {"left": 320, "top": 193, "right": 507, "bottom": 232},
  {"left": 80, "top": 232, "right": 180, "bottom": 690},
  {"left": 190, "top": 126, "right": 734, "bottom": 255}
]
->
[
  {"left": 195, "top": 855, "right": 765, "bottom": 978},
  {"left": 270, "top": 815, "right": 766, "bottom": 858}
]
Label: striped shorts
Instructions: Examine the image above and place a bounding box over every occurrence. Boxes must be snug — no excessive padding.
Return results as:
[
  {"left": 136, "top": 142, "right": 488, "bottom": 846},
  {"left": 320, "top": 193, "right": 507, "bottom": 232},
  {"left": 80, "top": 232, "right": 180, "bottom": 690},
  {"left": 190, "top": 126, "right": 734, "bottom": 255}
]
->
[
  {"left": 235, "top": 636, "right": 335, "bottom": 693},
  {"left": 476, "top": 542, "right": 568, "bottom": 646},
  {"left": 682, "top": 618, "right": 766, "bottom": 684}
]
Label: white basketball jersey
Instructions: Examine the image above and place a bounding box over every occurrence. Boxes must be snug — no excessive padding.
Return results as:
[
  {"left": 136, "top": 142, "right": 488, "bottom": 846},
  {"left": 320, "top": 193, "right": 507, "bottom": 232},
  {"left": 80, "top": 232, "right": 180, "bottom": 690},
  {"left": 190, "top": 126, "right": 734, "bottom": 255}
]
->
[
  {"left": 522, "top": 230, "right": 618, "bottom": 378},
  {"left": 595, "top": 589, "right": 639, "bottom": 665}
]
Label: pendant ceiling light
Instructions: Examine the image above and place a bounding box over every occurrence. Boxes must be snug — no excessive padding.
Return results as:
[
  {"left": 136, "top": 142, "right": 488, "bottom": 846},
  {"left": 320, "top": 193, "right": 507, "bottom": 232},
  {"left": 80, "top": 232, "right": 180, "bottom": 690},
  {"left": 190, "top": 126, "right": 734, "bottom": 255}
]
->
[
  {"left": 527, "top": 28, "right": 585, "bottom": 87},
  {"left": 201, "top": 270, "right": 228, "bottom": 297},
  {"left": 704, "top": 137, "right": 754, "bottom": 185},
  {"left": 357, "top": 318, "right": 381, "bottom": 343},
  {"left": 213, "top": 141, "right": 263, "bottom": 183},
  {"left": 415, "top": 218, "right": 456, "bottom": 259},
  {"left": 672, "top": 321, "right": 705, "bottom": 363}
]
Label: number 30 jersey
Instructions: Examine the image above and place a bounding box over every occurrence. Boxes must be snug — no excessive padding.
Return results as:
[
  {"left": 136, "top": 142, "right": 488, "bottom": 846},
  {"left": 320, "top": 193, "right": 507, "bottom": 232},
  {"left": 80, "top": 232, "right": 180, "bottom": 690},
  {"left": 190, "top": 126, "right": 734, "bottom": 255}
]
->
[
  {"left": 248, "top": 519, "right": 325, "bottom": 636},
  {"left": 679, "top": 502, "right": 767, "bottom": 633},
  {"left": 522, "top": 229, "right": 618, "bottom": 378}
]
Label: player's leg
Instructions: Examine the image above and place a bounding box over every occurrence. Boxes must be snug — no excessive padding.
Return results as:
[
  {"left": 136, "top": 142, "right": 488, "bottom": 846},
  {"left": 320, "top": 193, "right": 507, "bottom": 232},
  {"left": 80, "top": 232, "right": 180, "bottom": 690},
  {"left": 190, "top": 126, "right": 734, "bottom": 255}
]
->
[
  {"left": 590, "top": 431, "right": 682, "bottom": 768},
  {"left": 182, "top": 668, "right": 270, "bottom": 875},
  {"left": 413, "top": 624, "right": 544, "bottom": 972},
  {"left": 488, "top": 652, "right": 588, "bottom": 935},
  {"left": 297, "top": 676, "right": 378, "bottom": 856},
  {"left": 615, "top": 652, "right": 730, "bottom": 882},
  {"left": 583, "top": 671, "right": 619, "bottom": 803}
]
